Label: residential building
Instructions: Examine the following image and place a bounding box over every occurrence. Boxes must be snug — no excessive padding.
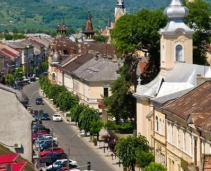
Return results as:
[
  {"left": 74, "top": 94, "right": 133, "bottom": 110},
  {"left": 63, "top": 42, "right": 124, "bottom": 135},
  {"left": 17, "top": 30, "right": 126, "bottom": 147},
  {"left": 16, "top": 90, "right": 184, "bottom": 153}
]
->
[
  {"left": 133, "top": 0, "right": 211, "bottom": 170},
  {"left": 162, "top": 80, "right": 211, "bottom": 171},
  {"left": 0, "top": 84, "right": 34, "bottom": 161}
]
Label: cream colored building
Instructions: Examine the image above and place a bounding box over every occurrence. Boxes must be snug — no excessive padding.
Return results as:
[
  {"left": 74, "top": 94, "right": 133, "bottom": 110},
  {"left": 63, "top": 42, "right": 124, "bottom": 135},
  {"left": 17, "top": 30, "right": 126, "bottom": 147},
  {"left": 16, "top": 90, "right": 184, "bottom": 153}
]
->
[{"left": 133, "top": 0, "right": 211, "bottom": 170}]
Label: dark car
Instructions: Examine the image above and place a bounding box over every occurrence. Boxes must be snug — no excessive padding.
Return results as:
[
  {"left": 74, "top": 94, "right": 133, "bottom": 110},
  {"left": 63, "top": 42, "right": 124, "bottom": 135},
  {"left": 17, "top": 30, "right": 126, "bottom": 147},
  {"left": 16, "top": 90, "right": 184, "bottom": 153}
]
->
[
  {"left": 34, "top": 113, "right": 50, "bottom": 120},
  {"left": 36, "top": 97, "right": 43, "bottom": 105},
  {"left": 39, "top": 141, "right": 58, "bottom": 152},
  {"left": 42, "top": 113, "right": 50, "bottom": 120},
  {"left": 40, "top": 152, "right": 66, "bottom": 165}
]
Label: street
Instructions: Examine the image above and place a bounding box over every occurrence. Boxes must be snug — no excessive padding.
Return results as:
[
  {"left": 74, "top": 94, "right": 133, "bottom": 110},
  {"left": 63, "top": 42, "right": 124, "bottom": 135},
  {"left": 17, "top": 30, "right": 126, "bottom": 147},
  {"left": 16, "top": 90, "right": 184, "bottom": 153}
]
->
[{"left": 23, "top": 81, "right": 115, "bottom": 171}]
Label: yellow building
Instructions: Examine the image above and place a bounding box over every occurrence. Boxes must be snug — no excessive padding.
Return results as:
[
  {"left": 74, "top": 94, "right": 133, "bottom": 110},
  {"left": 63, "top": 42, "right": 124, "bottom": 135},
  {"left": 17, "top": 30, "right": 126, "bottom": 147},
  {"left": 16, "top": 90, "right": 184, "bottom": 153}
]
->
[{"left": 133, "top": 0, "right": 211, "bottom": 170}]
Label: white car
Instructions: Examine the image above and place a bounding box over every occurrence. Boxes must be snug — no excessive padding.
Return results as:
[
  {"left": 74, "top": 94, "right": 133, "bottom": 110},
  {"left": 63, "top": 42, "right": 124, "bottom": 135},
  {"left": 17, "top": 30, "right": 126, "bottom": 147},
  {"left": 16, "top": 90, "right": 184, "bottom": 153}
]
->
[
  {"left": 47, "top": 159, "right": 78, "bottom": 169},
  {"left": 52, "top": 114, "right": 62, "bottom": 122}
]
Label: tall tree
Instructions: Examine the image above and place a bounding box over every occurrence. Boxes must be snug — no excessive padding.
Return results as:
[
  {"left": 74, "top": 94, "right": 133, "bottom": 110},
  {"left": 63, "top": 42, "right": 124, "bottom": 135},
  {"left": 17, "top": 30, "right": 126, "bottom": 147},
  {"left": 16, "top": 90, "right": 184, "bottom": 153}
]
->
[
  {"left": 183, "top": 0, "right": 211, "bottom": 65},
  {"left": 103, "top": 55, "right": 137, "bottom": 124},
  {"left": 115, "top": 134, "right": 151, "bottom": 171},
  {"left": 111, "top": 9, "right": 167, "bottom": 83}
]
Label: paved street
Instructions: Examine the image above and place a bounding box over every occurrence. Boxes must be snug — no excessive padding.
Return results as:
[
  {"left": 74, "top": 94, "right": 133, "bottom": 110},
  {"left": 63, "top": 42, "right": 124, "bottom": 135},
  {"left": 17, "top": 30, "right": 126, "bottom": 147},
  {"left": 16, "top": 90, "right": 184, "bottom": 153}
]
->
[{"left": 23, "top": 81, "right": 116, "bottom": 171}]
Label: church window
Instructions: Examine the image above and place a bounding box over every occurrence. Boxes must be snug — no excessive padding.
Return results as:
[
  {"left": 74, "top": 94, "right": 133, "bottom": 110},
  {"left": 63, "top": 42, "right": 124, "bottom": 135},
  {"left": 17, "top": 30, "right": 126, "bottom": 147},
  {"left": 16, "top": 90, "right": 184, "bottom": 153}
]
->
[{"left": 175, "top": 44, "right": 183, "bottom": 62}]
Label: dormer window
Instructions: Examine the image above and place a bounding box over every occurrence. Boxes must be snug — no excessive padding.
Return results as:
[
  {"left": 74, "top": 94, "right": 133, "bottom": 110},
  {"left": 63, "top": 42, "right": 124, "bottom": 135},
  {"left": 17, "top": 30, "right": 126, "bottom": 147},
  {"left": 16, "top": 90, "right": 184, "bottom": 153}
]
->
[{"left": 175, "top": 44, "right": 183, "bottom": 62}]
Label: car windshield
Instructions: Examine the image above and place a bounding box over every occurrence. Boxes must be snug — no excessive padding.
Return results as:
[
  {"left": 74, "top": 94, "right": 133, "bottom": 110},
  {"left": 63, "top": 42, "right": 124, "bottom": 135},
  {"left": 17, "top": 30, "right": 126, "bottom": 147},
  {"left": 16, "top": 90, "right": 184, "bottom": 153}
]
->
[{"left": 54, "top": 114, "right": 60, "bottom": 117}]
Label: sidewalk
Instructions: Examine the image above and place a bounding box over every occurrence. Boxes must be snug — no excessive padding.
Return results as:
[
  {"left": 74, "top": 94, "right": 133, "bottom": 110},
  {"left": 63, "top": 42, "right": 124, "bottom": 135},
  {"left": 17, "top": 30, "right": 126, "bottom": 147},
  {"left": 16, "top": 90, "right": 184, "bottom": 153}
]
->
[{"left": 41, "top": 92, "right": 140, "bottom": 171}]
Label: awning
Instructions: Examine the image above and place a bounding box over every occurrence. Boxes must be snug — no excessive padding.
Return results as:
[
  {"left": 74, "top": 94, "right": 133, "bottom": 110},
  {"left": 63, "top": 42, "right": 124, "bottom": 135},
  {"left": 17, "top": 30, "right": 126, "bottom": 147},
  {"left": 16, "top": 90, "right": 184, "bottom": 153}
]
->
[
  {"left": 12, "top": 162, "right": 27, "bottom": 171},
  {"left": 0, "top": 154, "right": 19, "bottom": 164}
]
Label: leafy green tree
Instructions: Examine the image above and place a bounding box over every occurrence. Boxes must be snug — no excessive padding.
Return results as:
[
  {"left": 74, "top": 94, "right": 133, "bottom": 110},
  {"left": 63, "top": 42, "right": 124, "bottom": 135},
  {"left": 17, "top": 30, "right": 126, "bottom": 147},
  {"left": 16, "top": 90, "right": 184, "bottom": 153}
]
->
[
  {"left": 94, "top": 35, "right": 107, "bottom": 42},
  {"left": 144, "top": 162, "right": 167, "bottom": 171},
  {"left": 70, "top": 104, "right": 86, "bottom": 123},
  {"left": 14, "top": 67, "right": 24, "bottom": 79},
  {"left": 56, "top": 91, "right": 78, "bottom": 111},
  {"left": 78, "top": 107, "right": 100, "bottom": 133},
  {"left": 184, "top": 0, "right": 211, "bottom": 65},
  {"left": 103, "top": 56, "right": 136, "bottom": 124},
  {"left": 41, "top": 60, "right": 48, "bottom": 71},
  {"left": 111, "top": 9, "right": 167, "bottom": 83},
  {"left": 5, "top": 74, "right": 15, "bottom": 86},
  {"left": 136, "top": 151, "right": 154, "bottom": 169},
  {"left": 90, "top": 119, "right": 104, "bottom": 140},
  {"left": 115, "top": 134, "right": 151, "bottom": 171}
]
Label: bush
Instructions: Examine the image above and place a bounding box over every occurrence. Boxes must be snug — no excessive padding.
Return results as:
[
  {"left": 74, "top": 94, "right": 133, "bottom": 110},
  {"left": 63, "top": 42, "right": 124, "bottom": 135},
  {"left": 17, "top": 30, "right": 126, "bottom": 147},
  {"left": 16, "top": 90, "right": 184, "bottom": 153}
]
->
[{"left": 104, "top": 121, "right": 121, "bottom": 131}]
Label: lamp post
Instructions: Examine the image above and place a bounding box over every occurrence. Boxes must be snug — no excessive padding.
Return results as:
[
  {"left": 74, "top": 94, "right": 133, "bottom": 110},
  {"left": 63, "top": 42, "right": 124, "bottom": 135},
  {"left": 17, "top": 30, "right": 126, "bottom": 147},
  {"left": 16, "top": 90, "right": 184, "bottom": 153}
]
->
[{"left": 68, "top": 132, "right": 78, "bottom": 170}]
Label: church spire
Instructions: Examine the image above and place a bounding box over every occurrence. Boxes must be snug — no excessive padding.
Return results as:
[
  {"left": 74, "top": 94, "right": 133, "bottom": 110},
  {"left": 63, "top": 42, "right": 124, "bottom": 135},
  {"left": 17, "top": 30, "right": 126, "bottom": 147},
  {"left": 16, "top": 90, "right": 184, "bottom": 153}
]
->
[
  {"left": 159, "top": 0, "right": 194, "bottom": 77},
  {"left": 160, "top": 0, "right": 194, "bottom": 35},
  {"left": 82, "top": 10, "right": 95, "bottom": 42},
  {"left": 114, "top": 0, "right": 126, "bottom": 22}
]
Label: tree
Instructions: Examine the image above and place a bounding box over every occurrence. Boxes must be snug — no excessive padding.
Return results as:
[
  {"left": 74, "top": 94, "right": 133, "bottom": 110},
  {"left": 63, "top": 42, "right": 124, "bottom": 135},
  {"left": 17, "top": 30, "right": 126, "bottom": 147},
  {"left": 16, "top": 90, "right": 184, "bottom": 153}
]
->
[
  {"left": 144, "top": 162, "right": 167, "bottom": 171},
  {"left": 136, "top": 151, "right": 154, "bottom": 169},
  {"left": 94, "top": 35, "right": 107, "bottom": 42},
  {"left": 78, "top": 107, "right": 100, "bottom": 133},
  {"left": 70, "top": 104, "right": 86, "bottom": 123},
  {"left": 111, "top": 9, "right": 167, "bottom": 83},
  {"left": 115, "top": 134, "right": 151, "bottom": 171},
  {"left": 14, "top": 67, "right": 24, "bottom": 79},
  {"left": 41, "top": 60, "right": 48, "bottom": 71},
  {"left": 5, "top": 74, "right": 15, "bottom": 86},
  {"left": 184, "top": 0, "right": 211, "bottom": 65},
  {"left": 56, "top": 91, "right": 78, "bottom": 111},
  {"left": 90, "top": 120, "right": 104, "bottom": 140}
]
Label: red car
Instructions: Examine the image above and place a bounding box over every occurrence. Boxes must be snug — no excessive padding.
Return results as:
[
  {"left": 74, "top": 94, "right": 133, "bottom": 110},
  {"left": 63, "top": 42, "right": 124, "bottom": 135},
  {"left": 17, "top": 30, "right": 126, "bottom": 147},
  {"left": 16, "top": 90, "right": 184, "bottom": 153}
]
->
[
  {"left": 39, "top": 147, "right": 64, "bottom": 157},
  {"left": 32, "top": 131, "right": 50, "bottom": 140}
]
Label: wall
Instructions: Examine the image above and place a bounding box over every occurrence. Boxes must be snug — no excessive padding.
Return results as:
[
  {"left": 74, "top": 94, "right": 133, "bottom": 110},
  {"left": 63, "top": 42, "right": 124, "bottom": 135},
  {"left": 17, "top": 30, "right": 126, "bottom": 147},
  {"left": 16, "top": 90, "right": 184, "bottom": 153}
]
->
[{"left": 0, "top": 89, "right": 34, "bottom": 161}]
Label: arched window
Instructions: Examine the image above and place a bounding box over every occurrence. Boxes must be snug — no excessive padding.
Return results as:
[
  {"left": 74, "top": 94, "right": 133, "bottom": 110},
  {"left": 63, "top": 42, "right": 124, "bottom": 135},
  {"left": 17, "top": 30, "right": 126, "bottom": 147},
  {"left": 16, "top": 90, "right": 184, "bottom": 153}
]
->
[
  {"left": 52, "top": 73, "right": 56, "bottom": 80},
  {"left": 175, "top": 44, "right": 183, "bottom": 62}
]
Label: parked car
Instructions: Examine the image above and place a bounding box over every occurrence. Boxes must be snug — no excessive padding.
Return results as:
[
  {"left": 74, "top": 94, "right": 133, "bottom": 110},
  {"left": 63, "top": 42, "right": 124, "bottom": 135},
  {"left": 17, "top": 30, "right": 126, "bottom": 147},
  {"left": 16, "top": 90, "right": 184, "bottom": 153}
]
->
[
  {"left": 33, "top": 125, "right": 50, "bottom": 134},
  {"left": 40, "top": 147, "right": 64, "bottom": 157},
  {"left": 36, "top": 97, "right": 44, "bottom": 105},
  {"left": 39, "top": 141, "right": 58, "bottom": 152},
  {"left": 34, "top": 113, "right": 50, "bottom": 120},
  {"left": 47, "top": 159, "right": 78, "bottom": 171},
  {"left": 40, "top": 152, "right": 67, "bottom": 165},
  {"left": 52, "top": 114, "right": 62, "bottom": 122}
]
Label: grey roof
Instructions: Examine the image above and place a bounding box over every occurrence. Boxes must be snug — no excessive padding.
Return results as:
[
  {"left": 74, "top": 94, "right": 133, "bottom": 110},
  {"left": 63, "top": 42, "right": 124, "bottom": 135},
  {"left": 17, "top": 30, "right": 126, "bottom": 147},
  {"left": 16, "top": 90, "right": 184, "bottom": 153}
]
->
[
  {"left": 0, "top": 84, "right": 29, "bottom": 103},
  {"left": 151, "top": 88, "right": 193, "bottom": 105},
  {"left": 72, "top": 58, "right": 121, "bottom": 82},
  {"left": 134, "top": 63, "right": 211, "bottom": 99},
  {"left": 7, "top": 42, "right": 27, "bottom": 49}
]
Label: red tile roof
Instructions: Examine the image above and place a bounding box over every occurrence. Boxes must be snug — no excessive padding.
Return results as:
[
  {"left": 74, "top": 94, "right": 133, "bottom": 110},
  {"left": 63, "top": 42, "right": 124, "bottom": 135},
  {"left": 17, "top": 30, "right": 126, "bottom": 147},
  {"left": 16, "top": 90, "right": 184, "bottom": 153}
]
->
[
  {"left": 0, "top": 48, "right": 18, "bottom": 58},
  {"left": 0, "top": 154, "right": 19, "bottom": 164}
]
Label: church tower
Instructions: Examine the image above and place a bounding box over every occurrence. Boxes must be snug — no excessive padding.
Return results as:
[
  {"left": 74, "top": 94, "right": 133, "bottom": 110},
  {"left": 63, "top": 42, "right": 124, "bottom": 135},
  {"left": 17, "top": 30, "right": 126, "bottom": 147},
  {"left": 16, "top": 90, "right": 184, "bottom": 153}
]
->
[
  {"left": 114, "top": 0, "right": 126, "bottom": 22},
  {"left": 159, "top": 0, "right": 194, "bottom": 77},
  {"left": 83, "top": 10, "right": 95, "bottom": 42}
]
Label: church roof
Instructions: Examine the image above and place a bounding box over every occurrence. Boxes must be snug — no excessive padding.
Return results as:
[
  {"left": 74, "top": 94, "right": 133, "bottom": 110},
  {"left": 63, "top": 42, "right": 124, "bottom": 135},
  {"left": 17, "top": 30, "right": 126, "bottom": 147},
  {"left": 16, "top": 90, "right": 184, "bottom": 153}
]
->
[
  {"left": 159, "top": 0, "right": 194, "bottom": 35},
  {"left": 83, "top": 11, "right": 94, "bottom": 34},
  {"left": 134, "top": 63, "right": 211, "bottom": 99}
]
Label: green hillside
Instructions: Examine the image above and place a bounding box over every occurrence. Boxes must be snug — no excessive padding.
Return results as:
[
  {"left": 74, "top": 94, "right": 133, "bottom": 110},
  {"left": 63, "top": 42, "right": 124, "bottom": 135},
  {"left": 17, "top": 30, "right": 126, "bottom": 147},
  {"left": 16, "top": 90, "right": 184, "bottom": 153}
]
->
[{"left": 0, "top": 0, "right": 210, "bottom": 33}]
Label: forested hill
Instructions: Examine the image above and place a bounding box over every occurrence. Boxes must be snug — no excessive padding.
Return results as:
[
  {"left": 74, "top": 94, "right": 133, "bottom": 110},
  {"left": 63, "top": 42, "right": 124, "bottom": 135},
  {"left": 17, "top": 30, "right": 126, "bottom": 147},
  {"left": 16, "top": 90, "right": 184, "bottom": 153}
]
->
[{"left": 0, "top": 0, "right": 210, "bottom": 33}]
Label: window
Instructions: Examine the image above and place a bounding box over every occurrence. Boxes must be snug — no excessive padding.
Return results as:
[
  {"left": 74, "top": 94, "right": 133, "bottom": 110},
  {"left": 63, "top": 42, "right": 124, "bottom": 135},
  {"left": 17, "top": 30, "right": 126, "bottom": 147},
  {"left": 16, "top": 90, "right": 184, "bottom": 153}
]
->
[
  {"left": 175, "top": 44, "right": 183, "bottom": 62},
  {"left": 103, "top": 87, "right": 109, "bottom": 97},
  {"left": 156, "top": 116, "right": 159, "bottom": 132},
  {"left": 52, "top": 73, "right": 56, "bottom": 80}
]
